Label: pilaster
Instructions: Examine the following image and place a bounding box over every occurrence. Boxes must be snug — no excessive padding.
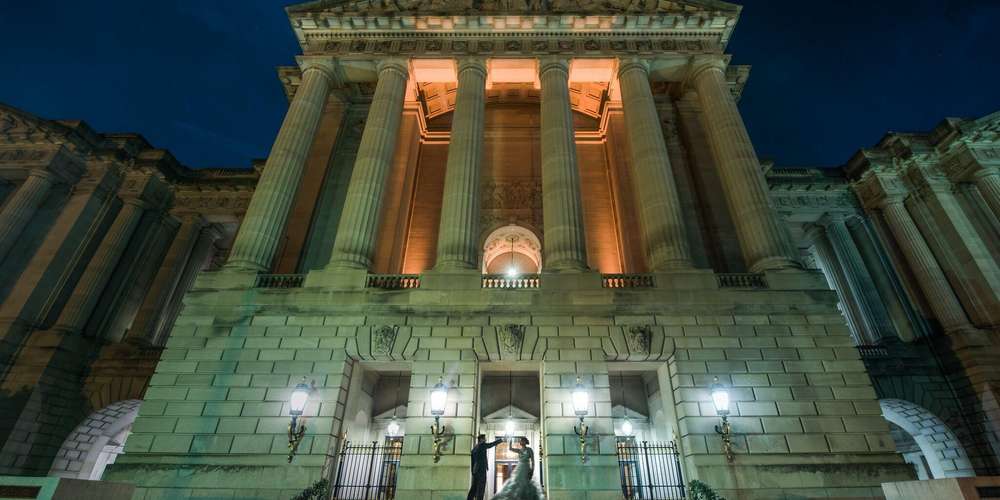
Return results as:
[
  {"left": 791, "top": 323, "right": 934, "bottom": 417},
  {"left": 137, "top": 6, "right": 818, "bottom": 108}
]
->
[{"left": 0, "top": 169, "right": 56, "bottom": 264}]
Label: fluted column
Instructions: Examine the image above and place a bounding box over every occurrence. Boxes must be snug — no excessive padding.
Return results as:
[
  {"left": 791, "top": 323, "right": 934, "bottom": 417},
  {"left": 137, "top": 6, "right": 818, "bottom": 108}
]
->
[
  {"left": 54, "top": 197, "right": 147, "bottom": 334},
  {"left": 151, "top": 225, "right": 221, "bottom": 346},
  {"left": 806, "top": 225, "right": 871, "bottom": 344},
  {"left": 973, "top": 168, "right": 1000, "bottom": 221},
  {"left": 881, "top": 200, "right": 972, "bottom": 333},
  {"left": 327, "top": 59, "right": 409, "bottom": 270},
  {"left": 0, "top": 169, "right": 55, "bottom": 263},
  {"left": 618, "top": 58, "right": 692, "bottom": 270},
  {"left": 539, "top": 58, "right": 588, "bottom": 271},
  {"left": 690, "top": 58, "right": 799, "bottom": 272},
  {"left": 434, "top": 58, "right": 487, "bottom": 271},
  {"left": 822, "top": 214, "right": 897, "bottom": 341},
  {"left": 226, "top": 58, "right": 335, "bottom": 272}
]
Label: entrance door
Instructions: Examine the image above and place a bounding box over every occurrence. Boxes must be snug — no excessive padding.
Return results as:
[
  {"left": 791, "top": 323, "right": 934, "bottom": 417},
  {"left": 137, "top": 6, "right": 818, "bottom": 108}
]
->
[{"left": 492, "top": 436, "right": 525, "bottom": 494}]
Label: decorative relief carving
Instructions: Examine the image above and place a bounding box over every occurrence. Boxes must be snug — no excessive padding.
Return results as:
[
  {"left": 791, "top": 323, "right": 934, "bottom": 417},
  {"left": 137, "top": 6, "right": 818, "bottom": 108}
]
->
[
  {"left": 481, "top": 179, "right": 542, "bottom": 210},
  {"left": 372, "top": 325, "right": 399, "bottom": 355},
  {"left": 296, "top": 0, "right": 735, "bottom": 14},
  {"left": 626, "top": 325, "right": 652, "bottom": 355},
  {"left": 310, "top": 36, "right": 715, "bottom": 58},
  {"left": 497, "top": 324, "right": 526, "bottom": 354}
]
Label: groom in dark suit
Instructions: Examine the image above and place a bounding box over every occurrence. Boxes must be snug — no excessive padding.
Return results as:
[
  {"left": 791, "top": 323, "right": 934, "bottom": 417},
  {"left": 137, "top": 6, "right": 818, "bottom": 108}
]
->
[{"left": 467, "top": 434, "right": 503, "bottom": 500}]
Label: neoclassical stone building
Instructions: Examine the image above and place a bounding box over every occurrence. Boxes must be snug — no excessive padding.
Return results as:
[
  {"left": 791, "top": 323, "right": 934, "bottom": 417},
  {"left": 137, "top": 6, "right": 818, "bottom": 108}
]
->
[{"left": 0, "top": 0, "right": 997, "bottom": 498}]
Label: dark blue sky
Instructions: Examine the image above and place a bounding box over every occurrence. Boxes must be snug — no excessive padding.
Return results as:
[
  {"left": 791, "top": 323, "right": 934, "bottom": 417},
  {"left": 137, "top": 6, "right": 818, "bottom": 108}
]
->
[{"left": 1, "top": 1, "right": 997, "bottom": 168}]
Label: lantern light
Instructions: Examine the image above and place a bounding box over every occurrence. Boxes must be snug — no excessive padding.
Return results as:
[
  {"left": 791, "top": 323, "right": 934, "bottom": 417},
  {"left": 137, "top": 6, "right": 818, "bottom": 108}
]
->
[
  {"left": 572, "top": 378, "right": 590, "bottom": 416},
  {"left": 387, "top": 417, "right": 401, "bottom": 437},
  {"left": 710, "top": 379, "right": 730, "bottom": 416},
  {"left": 290, "top": 379, "right": 311, "bottom": 416},
  {"left": 621, "top": 416, "right": 633, "bottom": 436},
  {"left": 430, "top": 378, "right": 448, "bottom": 416}
]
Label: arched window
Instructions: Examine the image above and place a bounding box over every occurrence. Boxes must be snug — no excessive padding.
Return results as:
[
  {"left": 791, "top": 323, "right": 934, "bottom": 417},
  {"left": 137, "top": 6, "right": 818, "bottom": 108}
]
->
[
  {"left": 49, "top": 400, "right": 141, "bottom": 480},
  {"left": 482, "top": 225, "right": 542, "bottom": 276}
]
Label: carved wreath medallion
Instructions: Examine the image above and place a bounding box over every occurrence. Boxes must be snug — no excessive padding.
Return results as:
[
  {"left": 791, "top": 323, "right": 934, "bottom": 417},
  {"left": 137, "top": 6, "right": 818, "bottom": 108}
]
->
[
  {"left": 372, "top": 325, "right": 399, "bottom": 355},
  {"left": 626, "top": 325, "right": 652, "bottom": 355},
  {"left": 498, "top": 324, "right": 526, "bottom": 354}
]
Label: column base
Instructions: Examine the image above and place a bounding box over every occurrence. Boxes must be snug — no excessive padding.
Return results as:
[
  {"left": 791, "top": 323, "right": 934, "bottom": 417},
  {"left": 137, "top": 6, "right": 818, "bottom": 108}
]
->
[
  {"left": 749, "top": 256, "right": 802, "bottom": 274},
  {"left": 420, "top": 269, "right": 482, "bottom": 290},
  {"left": 541, "top": 270, "right": 602, "bottom": 290},
  {"left": 653, "top": 269, "right": 718, "bottom": 290},
  {"left": 303, "top": 267, "right": 368, "bottom": 289}
]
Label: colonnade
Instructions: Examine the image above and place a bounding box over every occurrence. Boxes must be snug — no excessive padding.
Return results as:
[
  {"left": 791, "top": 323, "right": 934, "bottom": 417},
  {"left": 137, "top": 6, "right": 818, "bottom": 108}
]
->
[{"left": 223, "top": 55, "right": 800, "bottom": 278}]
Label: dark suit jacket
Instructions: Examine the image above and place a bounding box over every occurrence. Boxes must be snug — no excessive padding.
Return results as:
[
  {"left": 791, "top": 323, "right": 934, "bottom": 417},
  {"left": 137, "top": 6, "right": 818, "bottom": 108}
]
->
[{"left": 471, "top": 439, "right": 503, "bottom": 476}]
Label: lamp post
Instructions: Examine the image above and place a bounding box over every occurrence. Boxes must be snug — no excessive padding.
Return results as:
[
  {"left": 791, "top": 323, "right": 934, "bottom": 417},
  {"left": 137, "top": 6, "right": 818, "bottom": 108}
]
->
[
  {"left": 429, "top": 377, "right": 448, "bottom": 463},
  {"left": 287, "top": 377, "right": 314, "bottom": 463},
  {"left": 572, "top": 377, "right": 590, "bottom": 463},
  {"left": 711, "top": 377, "right": 734, "bottom": 463}
]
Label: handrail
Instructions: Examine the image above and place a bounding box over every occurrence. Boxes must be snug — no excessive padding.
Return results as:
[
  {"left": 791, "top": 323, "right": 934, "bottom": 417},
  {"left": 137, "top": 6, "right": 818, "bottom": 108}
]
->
[
  {"left": 366, "top": 274, "right": 421, "bottom": 290},
  {"left": 482, "top": 274, "right": 540, "bottom": 289},
  {"left": 602, "top": 274, "right": 655, "bottom": 289},
  {"left": 716, "top": 273, "right": 768, "bottom": 289},
  {"left": 255, "top": 274, "right": 305, "bottom": 289}
]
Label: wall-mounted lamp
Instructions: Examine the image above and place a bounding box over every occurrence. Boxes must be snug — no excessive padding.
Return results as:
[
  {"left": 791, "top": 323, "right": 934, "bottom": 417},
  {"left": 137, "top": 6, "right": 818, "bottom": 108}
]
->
[
  {"left": 711, "top": 377, "right": 734, "bottom": 463},
  {"left": 572, "top": 377, "right": 590, "bottom": 463},
  {"left": 287, "top": 377, "right": 315, "bottom": 463},
  {"left": 429, "top": 377, "right": 449, "bottom": 463}
]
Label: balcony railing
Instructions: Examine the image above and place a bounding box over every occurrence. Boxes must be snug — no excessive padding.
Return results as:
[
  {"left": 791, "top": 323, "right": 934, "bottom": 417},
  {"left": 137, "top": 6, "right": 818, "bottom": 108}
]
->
[
  {"left": 716, "top": 273, "right": 768, "bottom": 289},
  {"left": 602, "top": 274, "right": 655, "bottom": 289},
  {"left": 255, "top": 274, "right": 305, "bottom": 289},
  {"left": 857, "top": 345, "right": 890, "bottom": 358},
  {"left": 482, "top": 274, "right": 540, "bottom": 289},
  {"left": 366, "top": 274, "right": 421, "bottom": 290}
]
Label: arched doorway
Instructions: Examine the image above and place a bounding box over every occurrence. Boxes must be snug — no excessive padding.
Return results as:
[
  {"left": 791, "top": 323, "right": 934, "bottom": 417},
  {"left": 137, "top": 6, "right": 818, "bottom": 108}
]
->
[
  {"left": 482, "top": 225, "right": 542, "bottom": 276},
  {"left": 880, "top": 398, "right": 975, "bottom": 479},
  {"left": 49, "top": 399, "right": 141, "bottom": 480}
]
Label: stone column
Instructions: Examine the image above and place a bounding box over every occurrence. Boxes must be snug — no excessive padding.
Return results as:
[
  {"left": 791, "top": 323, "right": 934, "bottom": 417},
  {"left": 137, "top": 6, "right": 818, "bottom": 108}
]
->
[
  {"left": 434, "top": 58, "right": 487, "bottom": 271},
  {"left": 881, "top": 200, "right": 972, "bottom": 333},
  {"left": 151, "top": 224, "right": 221, "bottom": 346},
  {"left": 225, "top": 58, "right": 335, "bottom": 272},
  {"left": 127, "top": 212, "right": 205, "bottom": 343},
  {"left": 539, "top": 58, "right": 588, "bottom": 271},
  {"left": 690, "top": 58, "right": 799, "bottom": 272},
  {"left": 53, "top": 196, "right": 147, "bottom": 334},
  {"left": 0, "top": 169, "right": 55, "bottom": 263},
  {"left": 822, "top": 214, "right": 898, "bottom": 342},
  {"left": 973, "top": 168, "right": 1000, "bottom": 219},
  {"left": 618, "top": 58, "right": 692, "bottom": 270},
  {"left": 326, "top": 59, "right": 409, "bottom": 270},
  {"left": 806, "top": 225, "right": 871, "bottom": 344}
]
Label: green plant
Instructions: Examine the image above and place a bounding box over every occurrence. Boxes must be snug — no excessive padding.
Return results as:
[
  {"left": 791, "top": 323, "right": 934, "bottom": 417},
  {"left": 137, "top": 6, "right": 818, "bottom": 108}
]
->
[
  {"left": 291, "top": 479, "right": 330, "bottom": 500},
  {"left": 689, "top": 479, "right": 727, "bottom": 500}
]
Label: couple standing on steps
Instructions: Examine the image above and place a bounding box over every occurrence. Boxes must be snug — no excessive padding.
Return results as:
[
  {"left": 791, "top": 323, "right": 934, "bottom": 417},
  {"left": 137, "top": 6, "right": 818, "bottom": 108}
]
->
[{"left": 467, "top": 434, "right": 544, "bottom": 500}]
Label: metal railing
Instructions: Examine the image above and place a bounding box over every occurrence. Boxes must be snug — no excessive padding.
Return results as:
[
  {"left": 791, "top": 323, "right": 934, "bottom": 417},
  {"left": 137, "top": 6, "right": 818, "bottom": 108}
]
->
[
  {"left": 332, "top": 439, "right": 403, "bottom": 500},
  {"left": 254, "top": 274, "right": 305, "bottom": 289},
  {"left": 482, "top": 274, "right": 541, "bottom": 289},
  {"left": 716, "top": 273, "right": 768, "bottom": 289},
  {"left": 602, "top": 274, "right": 656, "bottom": 289},
  {"left": 366, "top": 274, "right": 421, "bottom": 290},
  {"left": 857, "top": 345, "right": 890, "bottom": 358},
  {"left": 618, "top": 440, "right": 686, "bottom": 499}
]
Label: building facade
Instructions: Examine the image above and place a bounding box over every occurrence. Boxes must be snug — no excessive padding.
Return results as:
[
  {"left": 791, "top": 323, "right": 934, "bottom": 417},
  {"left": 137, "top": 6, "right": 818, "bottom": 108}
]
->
[{"left": 0, "top": 0, "right": 998, "bottom": 498}]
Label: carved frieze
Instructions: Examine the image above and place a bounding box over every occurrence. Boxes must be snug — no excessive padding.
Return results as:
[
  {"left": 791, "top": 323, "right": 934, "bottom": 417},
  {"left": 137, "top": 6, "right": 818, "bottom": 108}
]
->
[
  {"left": 481, "top": 179, "right": 542, "bottom": 210},
  {"left": 626, "top": 325, "right": 652, "bottom": 355},
  {"left": 497, "top": 324, "right": 526, "bottom": 354},
  {"left": 291, "top": 0, "right": 738, "bottom": 15},
  {"left": 372, "top": 325, "right": 399, "bottom": 355}
]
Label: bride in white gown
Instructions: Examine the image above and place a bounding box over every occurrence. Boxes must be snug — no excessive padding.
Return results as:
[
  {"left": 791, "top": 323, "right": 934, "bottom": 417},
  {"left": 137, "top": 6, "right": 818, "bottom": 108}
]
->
[{"left": 493, "top": 437, "right": 544, "bottom": 500}]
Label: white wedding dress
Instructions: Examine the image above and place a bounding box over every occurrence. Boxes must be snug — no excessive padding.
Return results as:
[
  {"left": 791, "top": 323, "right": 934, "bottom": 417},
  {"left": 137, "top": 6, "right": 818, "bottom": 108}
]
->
[{"left": 492, "top": 444, "right": 544, "bottom": 500}]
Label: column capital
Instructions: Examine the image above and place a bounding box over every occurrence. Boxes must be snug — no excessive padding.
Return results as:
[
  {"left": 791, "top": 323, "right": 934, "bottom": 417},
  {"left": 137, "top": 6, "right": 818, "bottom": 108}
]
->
[
  {"left": 802, "top": 223, "right": 828, "bottom": 245},
  {"left": 538, "top": 57, "right": 570, "bottom": 76},
  {"left": 26, "top": 168, "right": 56, "bottom": 182},
  {"left": 686, "top": 54, "right": 728, "bottom": 84},
  {"left": 902, "top": 163, "right": 952, "bottom": 196},
  {"left": 853, "top": 172, "right": 909, "bottom": 210},
  {"left": 616, "top": 57, "right": 650, "bottom": 78},
  {"left": 456, "top": 57, "right": 488, "bottom": 76},
  {"left": 296, "top": 56, "right": 338, "bottom": 83},
  {"left": 376, "top": 58, "right": 410, "bottom": 79}
]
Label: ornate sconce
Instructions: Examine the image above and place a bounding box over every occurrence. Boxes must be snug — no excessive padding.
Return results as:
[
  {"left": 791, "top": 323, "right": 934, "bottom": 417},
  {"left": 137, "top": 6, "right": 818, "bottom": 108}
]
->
[
  {"left": 429, "top": 377, "right": 449, "bottom": 463},
  {"left": 711, "top": 377, "right": 734, "bottom": 463},
  {"left": 572, "top": 377, "right": 590, "bottom": 463},
  {"left": 287, "top": 378, "right": 314, "bottom": 463}
]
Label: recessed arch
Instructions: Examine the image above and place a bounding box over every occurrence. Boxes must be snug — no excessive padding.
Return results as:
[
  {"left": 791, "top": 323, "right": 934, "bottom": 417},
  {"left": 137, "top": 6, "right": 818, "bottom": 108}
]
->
[
  {"left": 49, "top": 399, "right": 141, "bottom": 480},
  {"left": 880, "top": 398, "right": 975, "bottom": 479},
  {"left": 482, "top": 224, "right": 542, "bottom": 275}
]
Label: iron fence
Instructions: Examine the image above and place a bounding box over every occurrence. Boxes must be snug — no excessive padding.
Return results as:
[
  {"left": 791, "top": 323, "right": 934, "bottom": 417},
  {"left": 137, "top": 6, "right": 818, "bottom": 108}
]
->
[
  {"left": 331, "top": 439, "right": 403, "bottom": 500},
  {"left": 617, "top": 440, "right": 686, "bottom": 499}
]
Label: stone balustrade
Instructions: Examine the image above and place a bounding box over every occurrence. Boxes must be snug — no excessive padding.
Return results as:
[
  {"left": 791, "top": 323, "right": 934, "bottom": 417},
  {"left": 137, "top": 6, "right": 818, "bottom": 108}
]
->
[
  {"left": 366, "top": 274, "right": 421, "bottom": 290},
  {"left": 715, "top": 273, "right": 768, "bottom": 289},
  {"left": 481, "top": 274, "right": 541, "bottom": 289},
  {"left": 601, "top": 274, "right": 656, "bottom": 288},
  {"left": 254, "top": 274, "right": 305, "bottom": 289}
]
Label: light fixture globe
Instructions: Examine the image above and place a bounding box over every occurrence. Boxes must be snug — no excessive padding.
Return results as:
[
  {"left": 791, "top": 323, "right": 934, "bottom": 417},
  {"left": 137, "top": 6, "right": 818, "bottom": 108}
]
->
[
  {"left": 621, "top": 416, "right": 634, "bottom": 436},
  {"left": 386, "top": 417, "right": 401, "bottom": 437},
  {"left": 710, "top": 377, "right": 730, "bottom": 416},
  {"left": 430, "top": 378, "right": 448, "bottom": 417},
  {"left": 572, "top": 377, "right": 590, "bottom": 417},
  {"left": 505, "top": 266, "right": 519, "bottom": 279},
  {"left": 505, "top": 418, "right": 515, "bottom": 437},
  {"left": 289, "top": 379, "right": 311, "bottom": 416}
]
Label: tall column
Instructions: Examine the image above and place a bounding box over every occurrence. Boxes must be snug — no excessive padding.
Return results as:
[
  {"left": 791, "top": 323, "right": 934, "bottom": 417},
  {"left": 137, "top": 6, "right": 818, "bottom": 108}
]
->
[
  {"left": 806, "top": 225, "right": 871, "bottom": 344},
  {"left": 822, "top": 214, "right": 898, "bottom": 341},
  {"left": 881, "top": 200, "right": 972, "bottom": 333},
  {"left": 973, "top": 168, "right": 1000, "bottom": 219},
  {"left": 539, "top": 58, "right": 588, "bottom": 271},
  {"left": 689, "top": 58, "right": 799, "bottom": 272},
  {"left": 434, "top": 58, "right": 487, "bottom": 271},
  {"left": 53, "top": 196, "right": 147, "bottom": 334},
  {"left": 0, "top": 169, "right": 55, "bottom": 263},
  {"left": 326, "top": 59, "right": 409, "bottom": 270},
  {"left": 151, "top": 224, "right": 222, "bottom": 346},
  {"left": 618, "top": 59, "right": 692, "bottom": 270},
  {"left": 225, "top": 58, "right": 335, "bottom": 272}
]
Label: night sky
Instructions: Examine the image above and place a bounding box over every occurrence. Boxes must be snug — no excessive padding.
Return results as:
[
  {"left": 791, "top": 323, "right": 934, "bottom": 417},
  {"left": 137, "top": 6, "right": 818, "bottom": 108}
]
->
[{"left": 1, "top": 0, "right": 997, "bottom": 169}]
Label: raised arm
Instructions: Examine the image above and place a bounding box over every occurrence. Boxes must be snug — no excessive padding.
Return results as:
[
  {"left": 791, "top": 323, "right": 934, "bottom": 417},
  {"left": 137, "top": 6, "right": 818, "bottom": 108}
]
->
[{"left": 485, "top": 438, "right": 504, "bottom": 449}]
